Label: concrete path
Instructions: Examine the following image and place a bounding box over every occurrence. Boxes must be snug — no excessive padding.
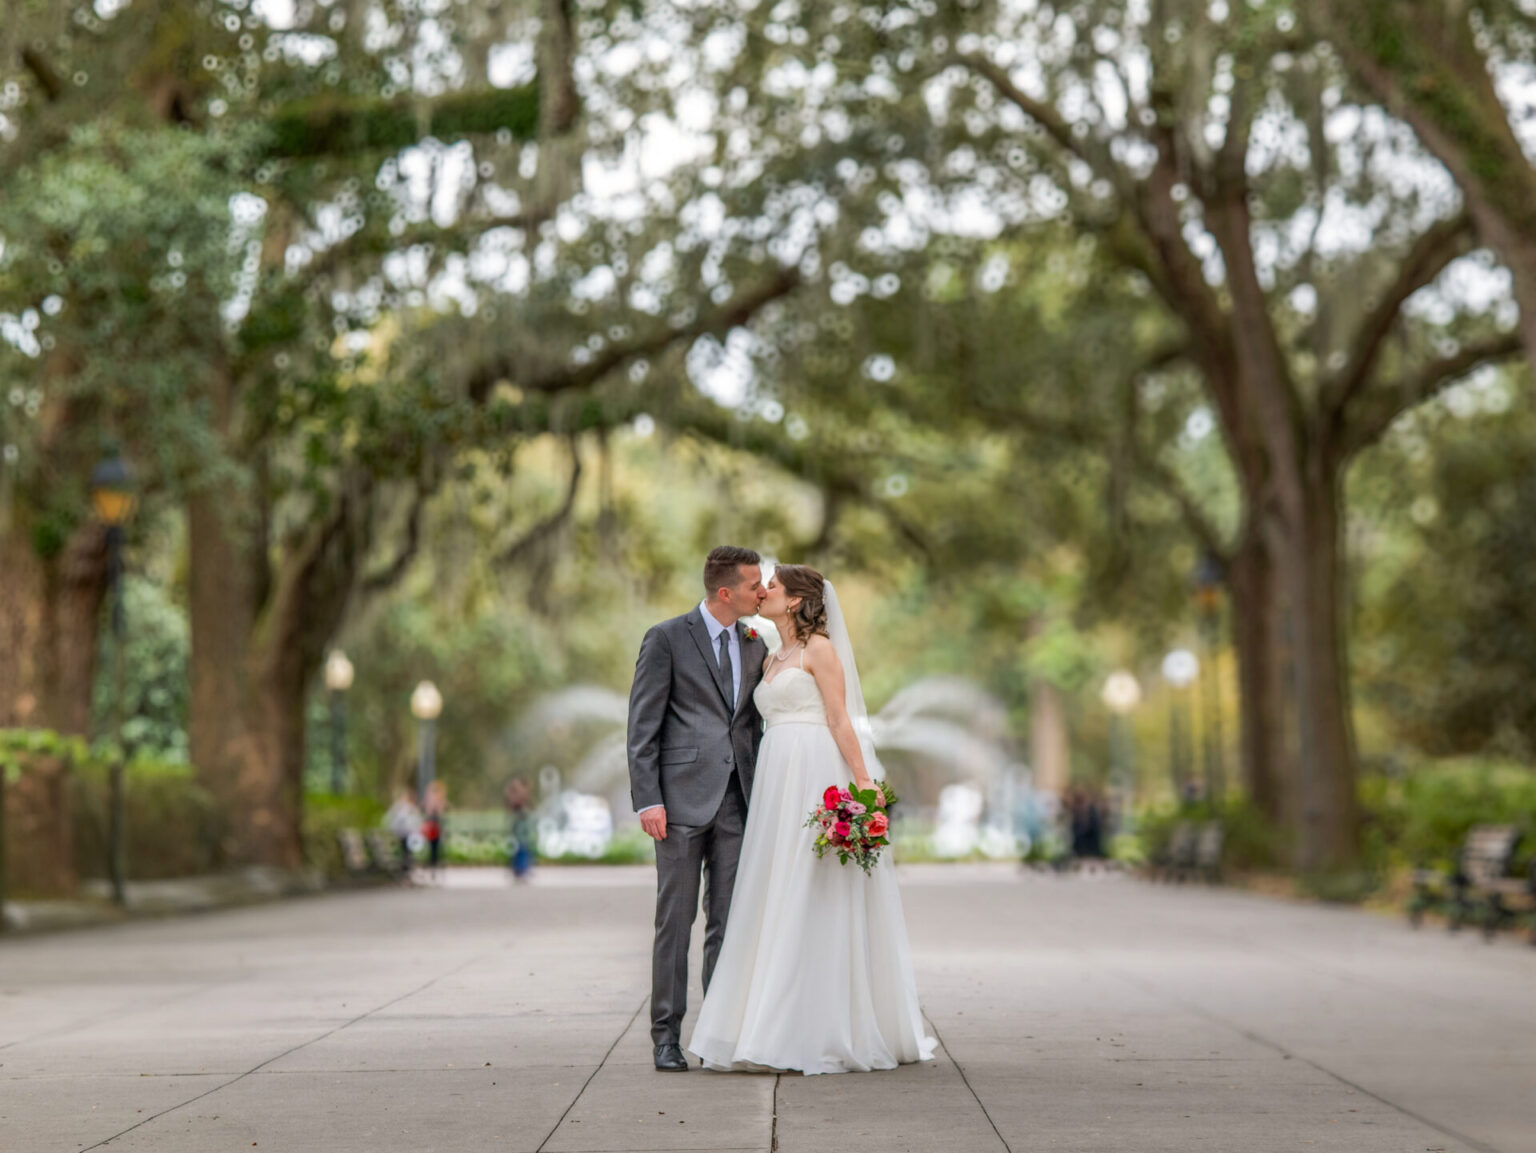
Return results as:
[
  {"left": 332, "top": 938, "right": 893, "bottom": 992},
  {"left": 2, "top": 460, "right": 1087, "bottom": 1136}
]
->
[{"left": 2, "top": 864, "right": 1532, "bottom": 1153}]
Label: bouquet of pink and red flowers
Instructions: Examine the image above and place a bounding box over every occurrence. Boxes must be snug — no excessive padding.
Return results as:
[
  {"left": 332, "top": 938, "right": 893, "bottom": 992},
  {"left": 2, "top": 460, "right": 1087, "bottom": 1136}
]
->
[{"left": 804, "top": 781, "right": 899, "bottom": 875}]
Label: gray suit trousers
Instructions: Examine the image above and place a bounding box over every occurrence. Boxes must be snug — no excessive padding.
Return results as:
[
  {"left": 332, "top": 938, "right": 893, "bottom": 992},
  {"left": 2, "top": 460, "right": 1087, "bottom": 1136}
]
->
[{"left": 650, "top": 772, "right": 746, "bottom": 1046}]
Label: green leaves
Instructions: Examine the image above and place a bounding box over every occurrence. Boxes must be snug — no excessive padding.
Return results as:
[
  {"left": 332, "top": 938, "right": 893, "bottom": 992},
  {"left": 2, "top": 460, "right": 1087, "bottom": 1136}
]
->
[
  {"left": 264, "top": 84, "right": 541, "bottom": 159},
  {"left": 0, "top": 119, "right": 260, "bottom": 505},
  {"left": 850, "top": 778, "right": 898, "bottom": 813},
  {"left": 0, "top": 728, "right": 93, "bottom": 781}
]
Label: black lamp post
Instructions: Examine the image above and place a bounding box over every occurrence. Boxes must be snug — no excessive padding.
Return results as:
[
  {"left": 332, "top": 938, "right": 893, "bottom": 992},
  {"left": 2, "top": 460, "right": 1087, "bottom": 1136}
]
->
[
  {"left": 1193, "top": 552, "right": 1227, "bottom": 808},
  {"left": 1101, "top": 670, "right": 1143, "bottom": 834},
  {"left": 91, "top": 451, "right": 136, "bottom": 907},
  {"left": 323, "top": 651, "right": 354, "bottom": 795},
  {"left": 1161, "top": 649, "right": 1198, "bottom": 804},
  {"left": 1101, "top": 671, "right": 1142, "bottom": 791},
  {"left": 411, "top": 680, "right": 443, "bottom": 803}
]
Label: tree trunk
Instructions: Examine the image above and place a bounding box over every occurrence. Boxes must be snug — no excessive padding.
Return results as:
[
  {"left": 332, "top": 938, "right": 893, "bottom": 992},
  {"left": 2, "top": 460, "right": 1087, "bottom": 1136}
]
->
[
  {"left": 185, "top": 355, "right": 305, "bottom": 868},
  {"left": 1276, "top": 450, "right": 1361, "bottom": 872},
  {"left": 187, "top": 480, "right": 297, "bottom": 867},
  {"left": 0, "top": 529, "right": 45, "bottom": 728},
  {"left": 188, "top": 441, "right": 378, "bottom": 868},
  {"left": 1029, "top": 682, "right": 1071, "bottom": 797},
  {"left": 1225, "top": 528, "right": 1286, "bottom": 827},
  {"left": 40, "top": 522, "right": 109, "bottom": 736},
  {"left": 0, "top": 520, "right": 106, "bottom": 735}
]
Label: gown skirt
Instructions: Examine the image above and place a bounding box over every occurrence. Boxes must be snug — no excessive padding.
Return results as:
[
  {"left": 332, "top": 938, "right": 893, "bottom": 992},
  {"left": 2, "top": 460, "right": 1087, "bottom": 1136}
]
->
[{"left": 687, "top": 696, "right": 937, "bottom": 1075}]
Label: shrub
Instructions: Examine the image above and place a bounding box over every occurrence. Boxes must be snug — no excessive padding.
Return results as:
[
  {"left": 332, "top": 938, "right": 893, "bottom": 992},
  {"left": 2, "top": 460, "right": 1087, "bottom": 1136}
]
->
[
  {"left": 1133, "top": 797, "right": 1284, "bottom": 871},
  {"left": 71, "top": 757, "right": 225, "bottom": 880},
  {"left": 303, "top": 793, "right": 387, "bottom": 875},
  {"left": 1363, "top": 758, "right": 1536, "bottom": 874}
]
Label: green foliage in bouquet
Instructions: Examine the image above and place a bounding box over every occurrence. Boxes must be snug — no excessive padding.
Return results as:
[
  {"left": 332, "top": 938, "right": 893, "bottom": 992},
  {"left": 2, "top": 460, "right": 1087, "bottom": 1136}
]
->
[{"left": 805, "top": 780, "right": 899, "bottom": 875}]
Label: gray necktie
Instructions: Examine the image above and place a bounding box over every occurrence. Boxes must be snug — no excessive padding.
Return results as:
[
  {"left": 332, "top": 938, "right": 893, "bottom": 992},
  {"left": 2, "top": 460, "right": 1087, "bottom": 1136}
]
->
[{"left": 718, "top": 630, "right": 734, "bottom": 710}]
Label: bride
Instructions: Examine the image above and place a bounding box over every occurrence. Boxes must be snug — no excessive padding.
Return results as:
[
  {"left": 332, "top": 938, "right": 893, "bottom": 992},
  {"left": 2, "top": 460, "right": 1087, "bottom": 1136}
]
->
[{"left": 687, "top": 564, "right": 936, "bottom": 1075}]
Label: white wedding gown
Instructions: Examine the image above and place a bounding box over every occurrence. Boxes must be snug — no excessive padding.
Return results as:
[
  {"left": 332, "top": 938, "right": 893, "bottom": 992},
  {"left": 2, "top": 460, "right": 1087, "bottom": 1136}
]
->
[{"left": 687, "top": 658, "right": 937, "bottom": 1075}]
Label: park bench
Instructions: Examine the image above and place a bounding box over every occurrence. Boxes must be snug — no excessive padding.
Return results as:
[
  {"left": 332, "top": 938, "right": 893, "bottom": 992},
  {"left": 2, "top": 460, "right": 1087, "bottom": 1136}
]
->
[
  {"left": 1193, "top": 822, "right": 1225, "bottom": 884},
  {"left": 1150, "top": 821, "right": 1196, "bottom": 882},
  {"left": 1409, "top": 824, "right": 1534, "bottom": 942},
  {"left": 364, "top": 830, "right": 408, "bottom": 879},
  {"left": 336, "top": 828, "right": 371, "bottom": 877},
  {"left": 335, "top": 828, "right": 408, "bottom": 885},
  {"left": 1150, "top": 820, "right": 1223, "bottom": 884}
]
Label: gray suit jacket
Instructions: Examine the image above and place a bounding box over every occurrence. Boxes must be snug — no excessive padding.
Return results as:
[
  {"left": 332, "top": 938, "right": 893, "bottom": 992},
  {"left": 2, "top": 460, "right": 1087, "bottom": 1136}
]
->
[{"left": 627, "top": 607, "right": 766, "bottom": 826}]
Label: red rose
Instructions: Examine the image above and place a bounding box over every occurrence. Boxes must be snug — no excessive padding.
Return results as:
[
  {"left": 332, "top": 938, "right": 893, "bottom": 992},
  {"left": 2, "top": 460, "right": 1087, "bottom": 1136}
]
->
[
  {"left": 868, "top": 812, "right": 889, "bottom": 837},
  {"left": 823, "top": 786, "right": 843, "bottom": 810},
  {"left": 834, "top": 820, "right": 852, "bottom": 839}
]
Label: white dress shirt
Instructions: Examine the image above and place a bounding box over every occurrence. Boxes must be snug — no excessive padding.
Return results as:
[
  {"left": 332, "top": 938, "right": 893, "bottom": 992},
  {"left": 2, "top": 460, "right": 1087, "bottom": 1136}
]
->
[{"left": 637, "top": 604, "right": 742, "bottom": 817}]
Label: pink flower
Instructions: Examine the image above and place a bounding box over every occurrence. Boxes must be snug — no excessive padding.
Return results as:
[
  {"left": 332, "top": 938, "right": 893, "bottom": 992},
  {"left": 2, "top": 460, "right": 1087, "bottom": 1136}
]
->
[
  {"left": 846, "top": 801, "right": 867, "bottom": 816},
  {"left": 838, "top": 788, "right": 854, "bottom": 804},
  {"left": 834, "top": 821, "right": 852, "bottom": 839},
  {"left": 867, "top": 812, "right": 889, "bottom": 837}
]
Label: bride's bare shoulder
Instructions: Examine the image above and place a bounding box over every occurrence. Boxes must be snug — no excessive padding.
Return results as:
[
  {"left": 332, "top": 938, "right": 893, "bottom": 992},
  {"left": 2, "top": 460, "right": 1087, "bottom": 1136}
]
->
[{"left": 803, "top": 634, "right": 838, "bottom": 666}]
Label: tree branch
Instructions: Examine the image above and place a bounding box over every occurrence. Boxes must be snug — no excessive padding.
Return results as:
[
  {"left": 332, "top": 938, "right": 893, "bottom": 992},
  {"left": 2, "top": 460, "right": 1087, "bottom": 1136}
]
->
[
  {"left": 498, "top": 435, "right": 582, "bottom": 568},
  {"left": 1127, "top": 441, "right": 1226, "bottom": 557},
  {"left": 962, "top": 54, "right": 1094, "bottom": 167},
  {"left": 296, "top": 210, "right": 539, "bottom": 288},
  {"left": 463, "top": 266, "right": 801, "bottom": 403},
  {"left": 264, "top": 83, "right": 541, "bottom": 159},
  {"left": 19, "top": 47, "right": 65, "bottom": 103},
  {"left": 360, "top": 482, "right": 429, "bottom": 595},
  {"left": 1343, "top": 333, "right": 1526, "bottom": 456},
  {"left": 1322, "top": 211, "right": 1473, "bottom": 419},
  {"left": 1199, "top": 73, "right": 1305, "bottom": 507},
  {"left": 650, "top": 390, "right": 918, "bottom": 557}
]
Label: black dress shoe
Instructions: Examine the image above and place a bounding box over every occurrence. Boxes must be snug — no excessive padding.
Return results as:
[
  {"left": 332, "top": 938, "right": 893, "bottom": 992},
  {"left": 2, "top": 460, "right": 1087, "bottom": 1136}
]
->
[{"left": 654, "top": 1042, "right": 689, "bottom": 1071}]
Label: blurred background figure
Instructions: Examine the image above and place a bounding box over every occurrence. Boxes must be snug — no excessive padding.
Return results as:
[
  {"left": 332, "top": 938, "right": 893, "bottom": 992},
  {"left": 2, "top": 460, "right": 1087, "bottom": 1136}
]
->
[
  {"left": 422, "top": 780, "right": 448, "bottom": 878},
  {"left": 1065, "top": 784, "right": 1108, "bottom": 863},
  {"left": 384, "top": 788, "right": 421, "bottom": 879},
  {"left": 504, "top": 776, "right": 537, "bottom": 881}
]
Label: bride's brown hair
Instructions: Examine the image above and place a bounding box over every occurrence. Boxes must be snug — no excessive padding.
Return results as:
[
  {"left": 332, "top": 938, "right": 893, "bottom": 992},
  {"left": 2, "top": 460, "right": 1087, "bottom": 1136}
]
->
[{"left": 774, "top": 564, "right": 828, "bottom": 641}]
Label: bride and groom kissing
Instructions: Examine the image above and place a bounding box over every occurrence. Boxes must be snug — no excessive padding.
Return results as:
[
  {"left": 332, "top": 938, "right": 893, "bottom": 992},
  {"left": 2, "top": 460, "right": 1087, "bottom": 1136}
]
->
[{"left": 627, "top": 545, "right": 936, "bottom": 1076}]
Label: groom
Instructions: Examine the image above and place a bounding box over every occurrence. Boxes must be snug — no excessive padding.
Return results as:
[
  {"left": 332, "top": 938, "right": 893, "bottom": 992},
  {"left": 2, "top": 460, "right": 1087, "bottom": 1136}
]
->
[{"left": 627, "top": 546, "right": 768, "bottom": 1072}]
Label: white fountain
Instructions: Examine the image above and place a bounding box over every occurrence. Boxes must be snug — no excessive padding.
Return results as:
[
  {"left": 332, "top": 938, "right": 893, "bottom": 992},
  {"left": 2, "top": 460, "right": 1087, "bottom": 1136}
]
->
[{"left": 507, "top": 669, "right": 1031, "bottom": 859}]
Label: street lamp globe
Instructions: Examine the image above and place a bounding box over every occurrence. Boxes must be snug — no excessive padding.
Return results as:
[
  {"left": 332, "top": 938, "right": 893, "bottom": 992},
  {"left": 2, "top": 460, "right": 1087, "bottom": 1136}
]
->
[
  {"left": 1101, "top": 671, "right": 1142, "bottom": 715},
  {"left": 411, "top": 680, "right": 443, "bottom": 721},
  {"left": 90, "top": 453, "right": 137, "bottom": 527},
  {"left": 1161, "top": 649, "right": 1199, "bottom": 689},
  {"left": 324, "top": 650, "right": 355, "bottom": 693}
]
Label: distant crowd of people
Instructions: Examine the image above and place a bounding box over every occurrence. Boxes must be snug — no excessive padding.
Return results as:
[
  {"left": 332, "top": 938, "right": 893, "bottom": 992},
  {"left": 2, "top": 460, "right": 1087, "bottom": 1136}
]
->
[
  {"left": 1061, "top": 784, "right": 1111, "bottom": 861},
  {"left": 380, "top": 775, "right": 538, "bottom": 881}
]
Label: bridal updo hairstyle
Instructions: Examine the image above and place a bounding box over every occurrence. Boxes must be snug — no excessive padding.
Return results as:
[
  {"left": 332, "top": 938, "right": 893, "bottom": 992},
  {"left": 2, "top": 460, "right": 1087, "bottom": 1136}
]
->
[{"left": 774, "top": 564, "right": 828, "bottom": 641}]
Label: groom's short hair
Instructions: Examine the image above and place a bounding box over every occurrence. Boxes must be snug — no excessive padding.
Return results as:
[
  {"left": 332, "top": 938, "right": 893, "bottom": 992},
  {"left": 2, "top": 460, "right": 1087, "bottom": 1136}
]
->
[{"left": 704, "top": 546, "right": 761, "bottom": 596}]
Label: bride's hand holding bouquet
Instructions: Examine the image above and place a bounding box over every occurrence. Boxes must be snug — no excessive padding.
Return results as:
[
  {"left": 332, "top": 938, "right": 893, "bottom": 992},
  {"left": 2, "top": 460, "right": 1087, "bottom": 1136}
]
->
[{"left": 805, "top": 780, "right": 899, "bottom": 874}]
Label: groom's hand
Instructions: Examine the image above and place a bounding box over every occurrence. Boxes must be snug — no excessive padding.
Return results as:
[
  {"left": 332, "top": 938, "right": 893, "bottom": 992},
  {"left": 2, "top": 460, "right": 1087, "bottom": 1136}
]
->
[{"left": 640, "top": 807, "right": 668, "bottom": 841}]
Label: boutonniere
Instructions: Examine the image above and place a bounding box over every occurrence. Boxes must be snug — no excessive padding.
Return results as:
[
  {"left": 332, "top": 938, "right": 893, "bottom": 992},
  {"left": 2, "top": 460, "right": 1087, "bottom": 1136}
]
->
[{"left": 742, "top": 625, "right": 760, "bottom": 643}]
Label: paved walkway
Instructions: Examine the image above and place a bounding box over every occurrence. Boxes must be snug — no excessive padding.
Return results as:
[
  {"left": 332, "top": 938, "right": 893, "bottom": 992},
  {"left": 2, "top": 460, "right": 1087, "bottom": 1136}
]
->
[{"left": 2, "top": 864, "right": 1533, "bottom": 1152}]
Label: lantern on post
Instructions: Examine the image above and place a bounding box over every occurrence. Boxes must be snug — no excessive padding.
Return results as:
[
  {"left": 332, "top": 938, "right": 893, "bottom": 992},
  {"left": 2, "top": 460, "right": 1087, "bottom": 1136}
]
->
[
  {"left": 91, "top": 451, "right": 137, "bottom": 907},
  {"left": 410, "top": 680, "right": 443, "bottom": 803},
  {"left": 324, "top": 651, "right": 354, "bottom": 795},
  {"left": 1161, "top": 649, "right": 1199, "bottom": 805}
]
